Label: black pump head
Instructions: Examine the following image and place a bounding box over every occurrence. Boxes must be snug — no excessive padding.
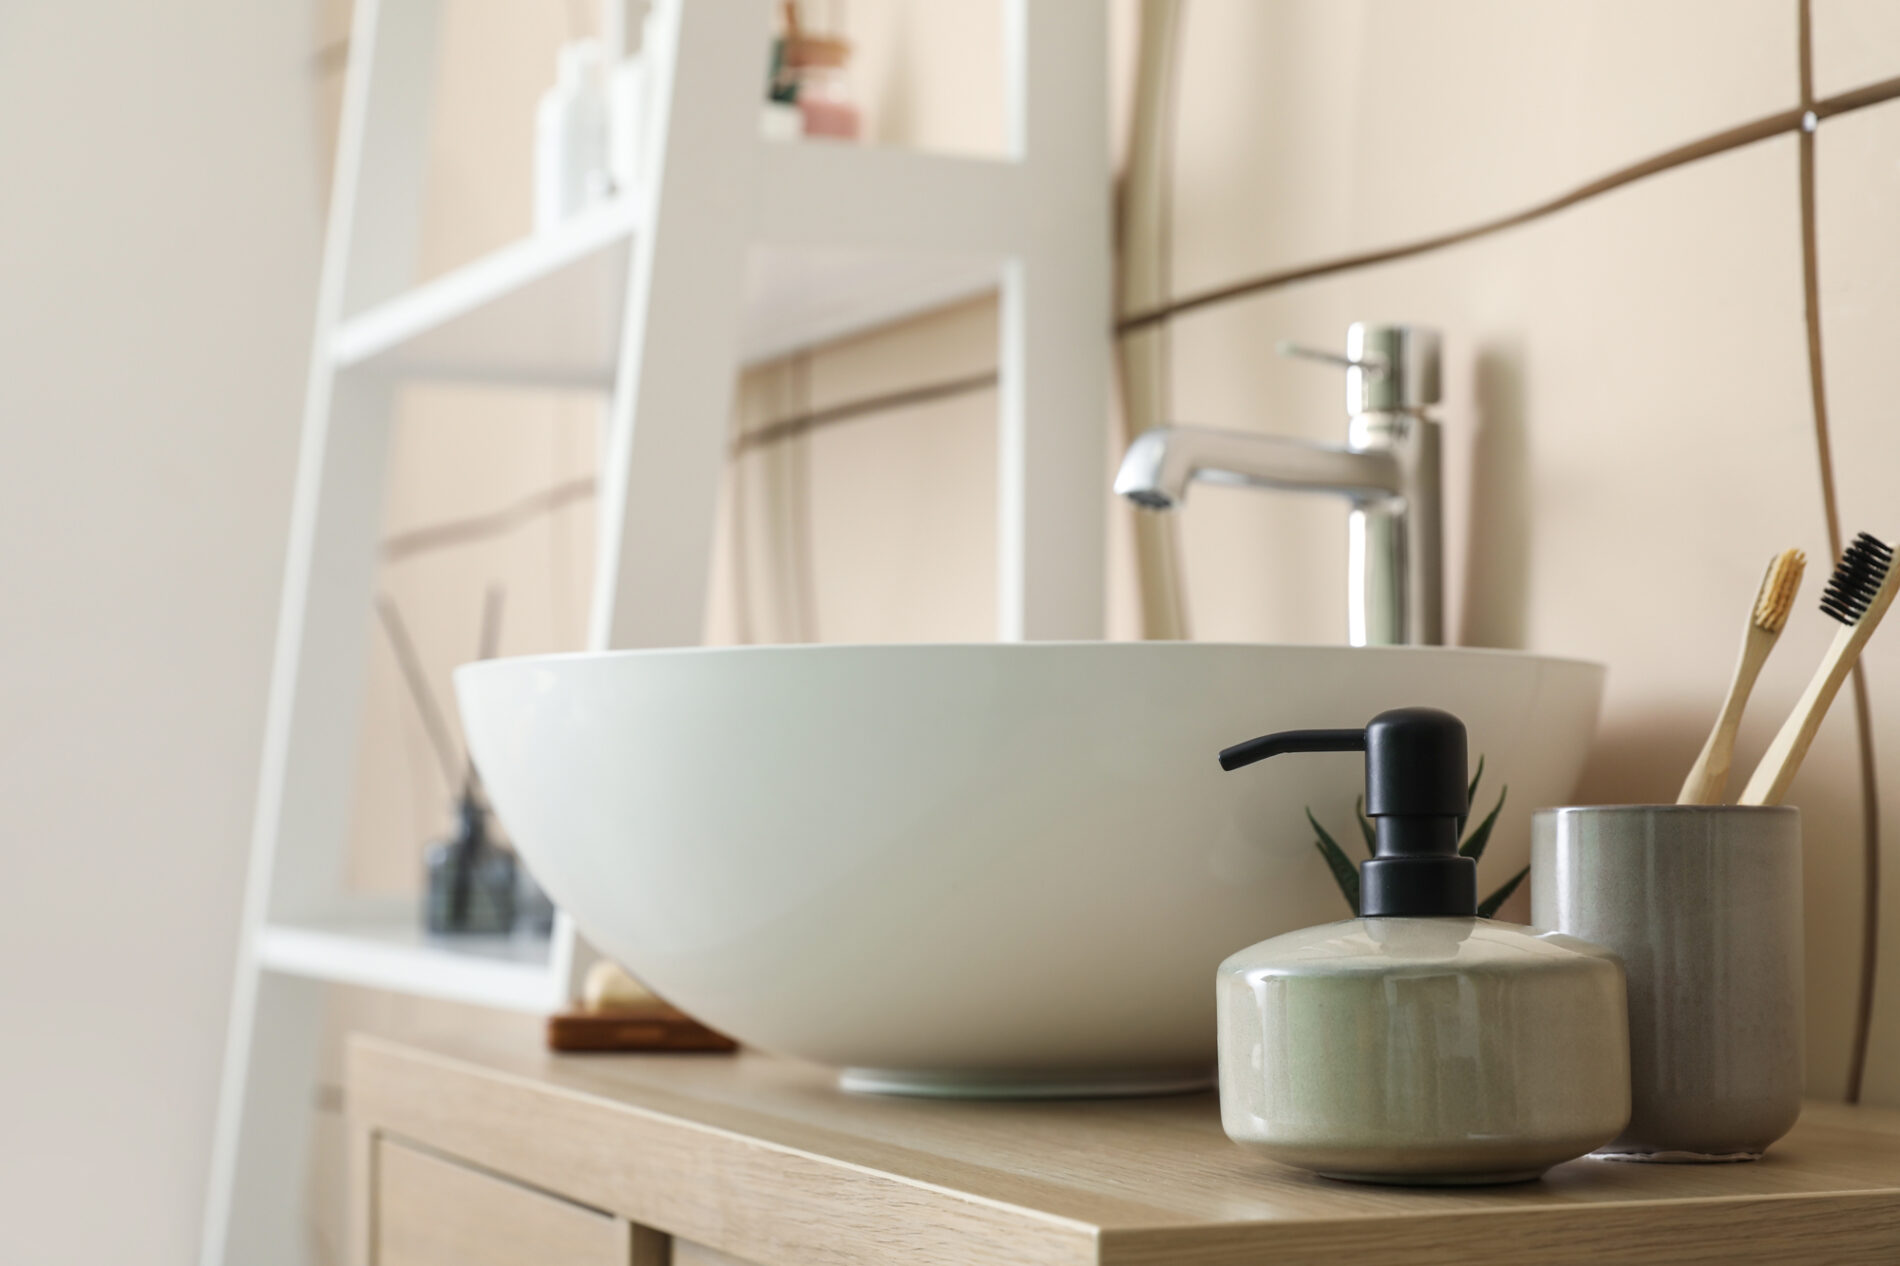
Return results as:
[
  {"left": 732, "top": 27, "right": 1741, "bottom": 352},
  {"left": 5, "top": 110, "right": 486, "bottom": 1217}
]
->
[{"left": 1220, "top": 706, "right": 1477, "bottom": 918}]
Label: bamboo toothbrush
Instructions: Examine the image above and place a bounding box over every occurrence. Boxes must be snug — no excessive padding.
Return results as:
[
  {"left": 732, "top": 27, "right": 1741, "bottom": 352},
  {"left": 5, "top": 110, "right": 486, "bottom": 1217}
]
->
[
  {"left": 1739, "top": 532, "right": 1897, "bottom": 806},
  {"left": 1677, "top": 548, "right": 1806, "bottom": 804}
]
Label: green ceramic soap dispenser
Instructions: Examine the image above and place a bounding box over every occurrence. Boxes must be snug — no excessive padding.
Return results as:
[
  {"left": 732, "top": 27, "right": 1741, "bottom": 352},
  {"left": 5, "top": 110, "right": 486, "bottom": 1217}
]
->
[{"left": 1215, "top": 707, "right": 1631, "bottom": 1185}]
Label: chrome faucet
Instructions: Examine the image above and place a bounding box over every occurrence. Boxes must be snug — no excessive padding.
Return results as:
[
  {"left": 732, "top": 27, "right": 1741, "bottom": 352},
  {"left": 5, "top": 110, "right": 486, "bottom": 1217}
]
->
[{"left": 1114, "top": 322, "right": 1443, "bottom": 646}]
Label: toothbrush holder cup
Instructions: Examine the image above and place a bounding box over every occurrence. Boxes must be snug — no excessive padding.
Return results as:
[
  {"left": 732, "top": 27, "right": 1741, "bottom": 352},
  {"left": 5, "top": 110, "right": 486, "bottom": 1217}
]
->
[{"left": 1531, "top": 804, "right": 1803, "bottom": 1162}]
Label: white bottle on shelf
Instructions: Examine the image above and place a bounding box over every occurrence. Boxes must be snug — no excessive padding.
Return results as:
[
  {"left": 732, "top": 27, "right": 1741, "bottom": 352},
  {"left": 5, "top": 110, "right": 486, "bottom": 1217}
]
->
[
  {"left": 607, "top": 55, "right": 649, "bottom": 196},
  {"left": 605, "top": 1, "right": 656, "bottom": 199},
  {"left": 535, "top": 39, "right": 610, "bottom": 232}
]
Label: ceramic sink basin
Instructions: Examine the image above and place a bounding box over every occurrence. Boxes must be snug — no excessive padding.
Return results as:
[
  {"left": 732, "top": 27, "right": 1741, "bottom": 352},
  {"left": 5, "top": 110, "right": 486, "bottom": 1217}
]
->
[{"left": 456, "top": 643, "right": 1604, "bottom": 1096}]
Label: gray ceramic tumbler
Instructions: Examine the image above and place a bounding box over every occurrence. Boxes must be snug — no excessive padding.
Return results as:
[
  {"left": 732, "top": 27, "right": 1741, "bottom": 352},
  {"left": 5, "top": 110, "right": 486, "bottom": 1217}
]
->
[{"left": 1531, "top": 805, "right": 1803, "bottom": 1160}]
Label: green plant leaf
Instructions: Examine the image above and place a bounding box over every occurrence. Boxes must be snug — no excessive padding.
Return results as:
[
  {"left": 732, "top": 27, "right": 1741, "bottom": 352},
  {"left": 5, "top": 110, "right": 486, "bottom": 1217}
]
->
[
  {"left": 1459, "top": 754, "right": 1486, "bottom": 835},
  {"left": 1308, "top": 808, "right": 1361, "bottom": 915},
  {"left": 1354, "top": 795, "right": 1376, "bottom": 857},
  {"left": 1460, "top": 785, "right": 1508, "bottom": 862},
  {"left": 1476, "top": 863, "right": 1529, "bottom": 918}
]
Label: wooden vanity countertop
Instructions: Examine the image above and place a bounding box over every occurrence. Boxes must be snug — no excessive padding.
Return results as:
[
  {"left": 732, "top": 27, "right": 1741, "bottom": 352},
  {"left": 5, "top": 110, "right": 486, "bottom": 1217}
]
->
[{"left": 348, "top": 1031, "right": 1900, "bottom": 1265}]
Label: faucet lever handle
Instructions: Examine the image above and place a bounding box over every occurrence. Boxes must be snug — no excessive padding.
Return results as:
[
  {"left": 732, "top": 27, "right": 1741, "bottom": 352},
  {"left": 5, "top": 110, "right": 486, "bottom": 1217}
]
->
[
  {"left": 1275, "top": 341, "right": 1390, "bottom": 376},
  {"left": 1281, "top": 325, "right": 1442, "bottom": 413}
]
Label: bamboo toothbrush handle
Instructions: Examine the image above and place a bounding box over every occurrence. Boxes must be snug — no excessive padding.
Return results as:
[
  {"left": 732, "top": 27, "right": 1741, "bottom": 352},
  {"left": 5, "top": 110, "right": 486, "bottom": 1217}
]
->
[
  {"left": 1738, "top": 624, "right": 1858, "bottom": 806},
  {"left": 1678, "top": 624, "right": 1776, "bottom": 805}
]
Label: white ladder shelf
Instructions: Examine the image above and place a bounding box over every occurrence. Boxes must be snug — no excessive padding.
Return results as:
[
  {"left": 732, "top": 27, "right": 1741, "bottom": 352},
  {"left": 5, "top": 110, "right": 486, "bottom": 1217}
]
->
[{"left": 200, "top": 2, "right": 1108, "bottom": 1262}]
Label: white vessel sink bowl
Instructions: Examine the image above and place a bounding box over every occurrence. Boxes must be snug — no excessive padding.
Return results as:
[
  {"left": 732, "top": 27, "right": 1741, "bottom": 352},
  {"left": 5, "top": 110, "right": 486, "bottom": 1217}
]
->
[{"left": 457, "top": 644, "right": 1604, "bottom": 1096}]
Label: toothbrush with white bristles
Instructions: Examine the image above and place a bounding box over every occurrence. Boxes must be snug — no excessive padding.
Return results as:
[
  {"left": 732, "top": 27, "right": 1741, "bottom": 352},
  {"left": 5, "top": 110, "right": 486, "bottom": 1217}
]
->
[{"left": 1738, "top": 531, "right": 1897, "bottom": 806}]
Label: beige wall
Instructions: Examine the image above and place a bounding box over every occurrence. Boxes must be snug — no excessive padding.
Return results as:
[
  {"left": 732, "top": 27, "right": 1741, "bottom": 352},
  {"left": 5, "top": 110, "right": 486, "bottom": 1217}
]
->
[
  {"left": 0, "top": 4, "right": 322, "bottom": 1264},
  {"left": 314, "top": 10, "right": 1900, "bottom": 1251}
]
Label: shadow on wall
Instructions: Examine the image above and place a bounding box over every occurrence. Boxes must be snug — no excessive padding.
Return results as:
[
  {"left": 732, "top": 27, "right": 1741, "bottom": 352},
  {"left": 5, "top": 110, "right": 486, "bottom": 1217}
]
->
[
  {"left": 1458, "top": 342, "right": 1712, "bottom": 804},
  {"left": 1459, "top": 341, "right": 1531, "bottom": 649},
  {"left": 1572, "top": 707, "right": 1718, "bottom": 806}
]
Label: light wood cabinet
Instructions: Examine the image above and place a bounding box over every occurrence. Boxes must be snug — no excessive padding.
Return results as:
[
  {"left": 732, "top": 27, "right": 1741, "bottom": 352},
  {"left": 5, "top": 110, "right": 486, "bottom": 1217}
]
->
[
  {"left": 352, "top": 1032, "right": 1900, "bottom": 1266},
  {"left": 363, "top": 1131, "right": 754, "bottom": 1266},
  {"left": 373, "top": 1140, "right": 632, "bottom": 1266},
  {"left": 669, "top": 1242, "right": 762, "bottom": 1266}
]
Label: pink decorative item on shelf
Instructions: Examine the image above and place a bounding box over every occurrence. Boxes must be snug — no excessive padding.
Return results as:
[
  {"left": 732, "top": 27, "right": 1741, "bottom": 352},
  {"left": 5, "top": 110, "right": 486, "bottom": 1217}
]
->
[{"left": 787, "top": 34, "right": 859, "bottom": 140}]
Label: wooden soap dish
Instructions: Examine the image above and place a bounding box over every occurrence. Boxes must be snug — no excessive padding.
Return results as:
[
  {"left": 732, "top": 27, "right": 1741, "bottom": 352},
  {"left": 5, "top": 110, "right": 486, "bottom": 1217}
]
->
[{"left": 546, "top": 1001, "right": 739, "bottom": 1054}]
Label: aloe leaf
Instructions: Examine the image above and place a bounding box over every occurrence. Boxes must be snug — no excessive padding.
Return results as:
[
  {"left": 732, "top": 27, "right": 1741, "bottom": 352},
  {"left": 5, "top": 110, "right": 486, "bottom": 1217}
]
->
[
  {"left": 1459, "top": 754, "right": 1486, "bottom": 835},
  {"left": 1308, "top": 808, "right": 1361, "bottom": 915},
  {"left": 1354, "top": 795, "right": 1376, "bottom": 857},
  {"left": 1476, "top": 863, "right": 1529, "bottom": 918},
  {"left": 1460, "top": 785, "right": 1508, "bottom": 862}
]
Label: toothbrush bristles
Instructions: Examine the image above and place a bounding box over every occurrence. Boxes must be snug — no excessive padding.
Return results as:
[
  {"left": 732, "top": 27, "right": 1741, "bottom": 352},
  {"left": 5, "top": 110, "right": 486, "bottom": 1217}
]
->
[
  {"left": 1752, "top": 548, "right": 1806, "bottom": 634},
  {"left": 1819, "top": 532, "right": 1894, "bottom": 626}
]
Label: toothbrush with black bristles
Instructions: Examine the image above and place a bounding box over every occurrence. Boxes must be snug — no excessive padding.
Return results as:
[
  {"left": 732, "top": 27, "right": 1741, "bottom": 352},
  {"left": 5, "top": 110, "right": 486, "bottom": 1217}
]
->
[{"left": 1739, "top": 531, "right": 1897, "bottom": 806}]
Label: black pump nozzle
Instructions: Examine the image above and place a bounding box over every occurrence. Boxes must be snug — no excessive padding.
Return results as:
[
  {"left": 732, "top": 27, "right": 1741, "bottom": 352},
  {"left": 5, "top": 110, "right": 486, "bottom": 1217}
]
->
[
  {"left": 1219, "top": 728, "right": 1365, "bottom": 770},
  {"left": 1221, "top": 707, "right": 1478, "bottom": 918}
]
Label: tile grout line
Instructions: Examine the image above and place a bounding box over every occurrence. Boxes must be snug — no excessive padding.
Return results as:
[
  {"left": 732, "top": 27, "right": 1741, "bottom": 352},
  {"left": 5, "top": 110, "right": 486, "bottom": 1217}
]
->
[
  {"left": 1795, "top": 0, "right": 1881, "bottom": 1107},
  {"left": 738, "top": 64, "right": 1900, "bottom": 457},
  {"left": 380, "top": 476, "right": 598, "bottom": 562},
  {"left": 790, "top": 351, "right": 819, "bottom": 643},
  {"left": 1844, "top": 659, "right": 1881, "bottom": 1104},
  {"left": 733, "top": 369, "right": 1001, "bottom": 452},
  {"left": 1798, "top": 14, "right": 1836, "bottom": 564},
  {"left": 1798, "top": 0, "right": 1814, "bottom": 106},
  {"left": 374, "top": 368, "right": 1003, "bottom": 565},
  {"left": 1120, "top": 75, "right": 1900, "bottom": 334}
]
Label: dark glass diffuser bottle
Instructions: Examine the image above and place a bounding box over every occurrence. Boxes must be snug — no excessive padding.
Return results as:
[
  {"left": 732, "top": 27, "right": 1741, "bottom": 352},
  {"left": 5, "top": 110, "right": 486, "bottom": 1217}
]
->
[{"left": 424, "top": 785, "right": 517, "bottom": 935}]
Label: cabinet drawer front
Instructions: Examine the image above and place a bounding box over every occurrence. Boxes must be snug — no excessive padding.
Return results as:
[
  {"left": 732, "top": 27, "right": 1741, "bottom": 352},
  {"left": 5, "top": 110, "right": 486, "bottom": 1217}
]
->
[
  {"left": 673, "top": 1242, "right": 767, "bottom": 1266},
  {"left": 375, "top": 1138, "right": 625, "bottom": 1266}
]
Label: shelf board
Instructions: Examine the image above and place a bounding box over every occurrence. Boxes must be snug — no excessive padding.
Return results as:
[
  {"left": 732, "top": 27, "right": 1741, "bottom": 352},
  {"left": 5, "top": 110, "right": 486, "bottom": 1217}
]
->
[
  {"left": 740, "top": 245, "right": 999, "bottom": 367},
  {"left": 259, "top": 915, "right": 560, "bottom": 1013},
  {"left": 331, "top": 158, "right": 1005, "bottom": 387},
  {"left": 331, "top": 199, "right": 640, "bottom": 387}
]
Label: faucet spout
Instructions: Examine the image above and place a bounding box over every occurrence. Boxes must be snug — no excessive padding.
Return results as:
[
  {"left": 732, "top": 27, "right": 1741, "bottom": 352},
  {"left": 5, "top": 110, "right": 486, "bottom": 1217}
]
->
[
  {"left": 1114, "top": 425, "right": 1402, "bottom": 510},
  {"left": 1111, "top": 320, "right": 1445, "bottom": 647}
]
